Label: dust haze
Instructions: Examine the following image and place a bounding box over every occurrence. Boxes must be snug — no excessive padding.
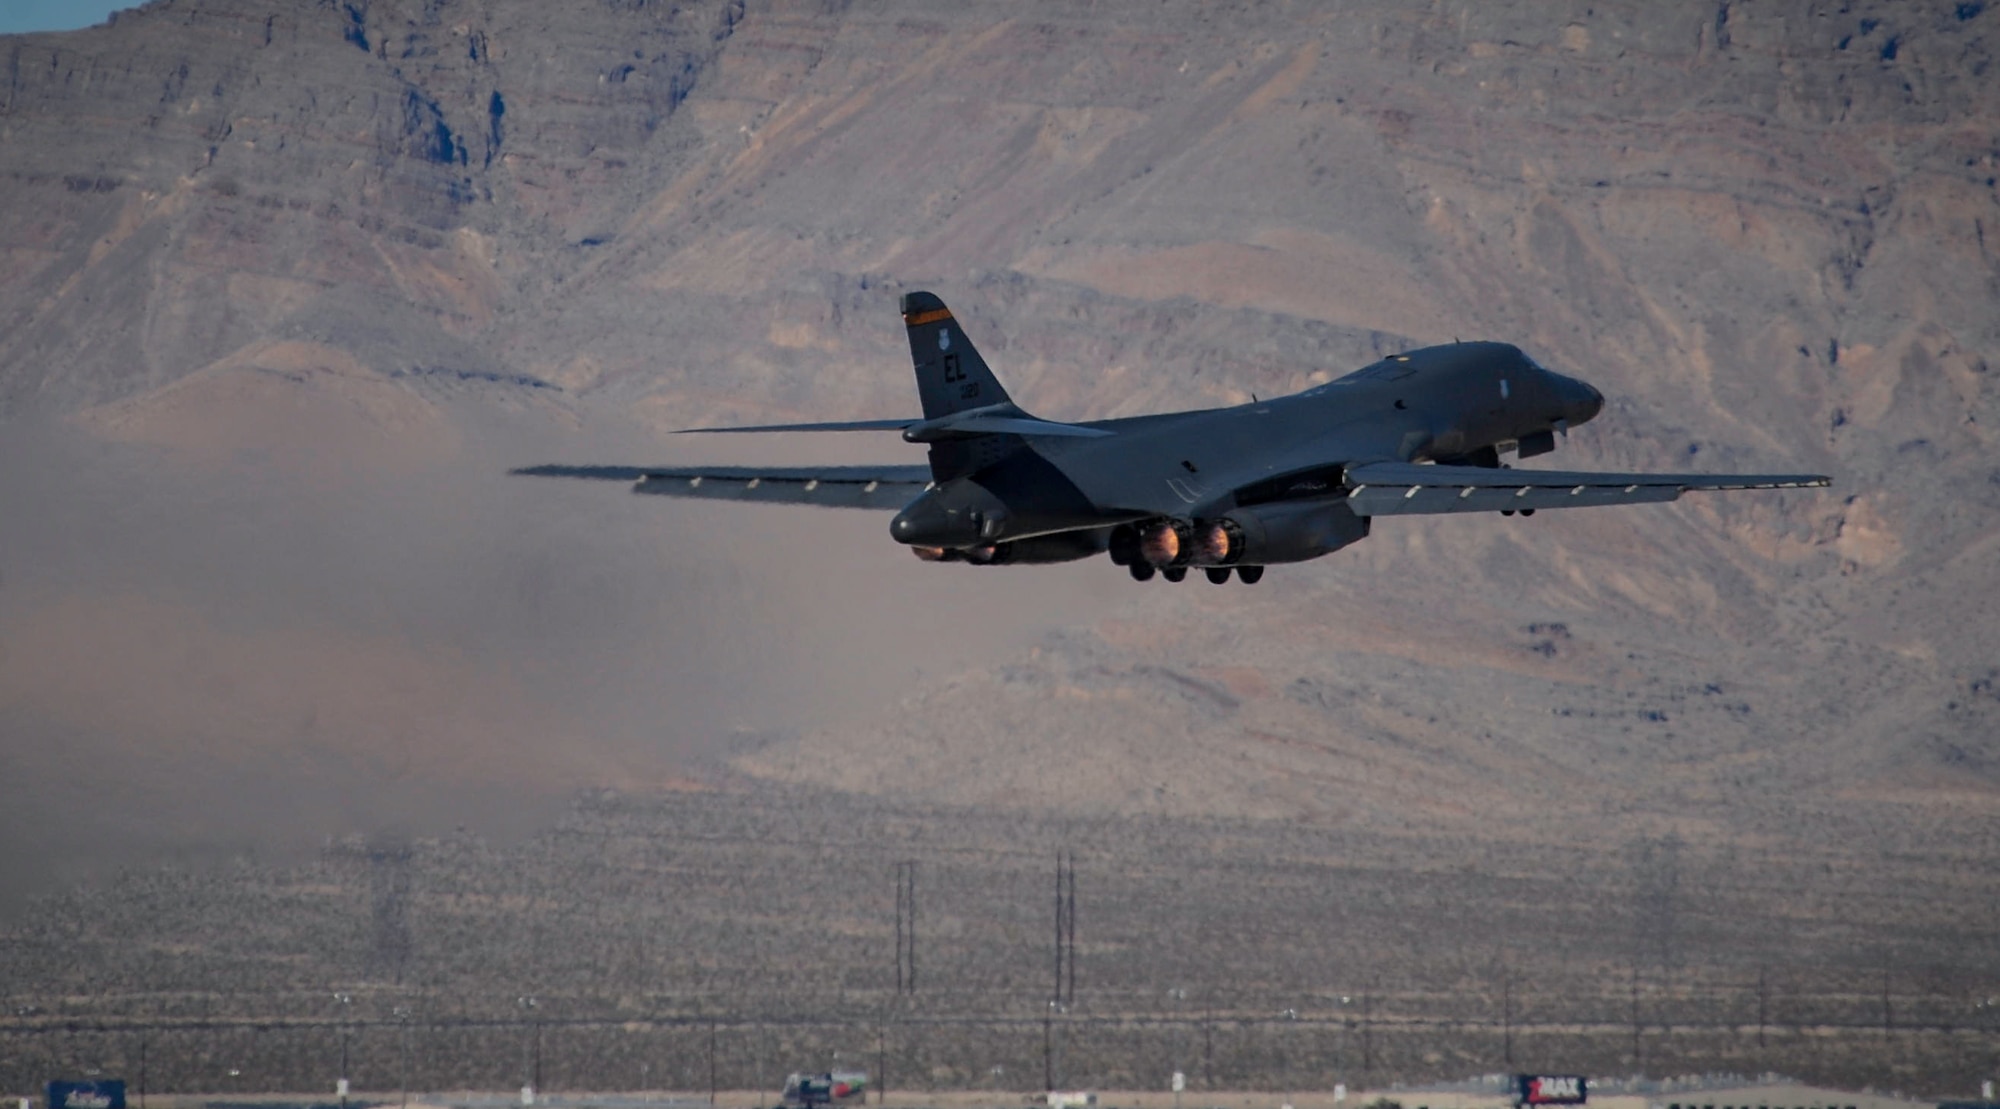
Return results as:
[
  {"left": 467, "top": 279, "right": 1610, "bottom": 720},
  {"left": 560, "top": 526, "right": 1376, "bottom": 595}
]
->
[{"left": 0, "top": 406, "right": 1114, "bottom": 906}]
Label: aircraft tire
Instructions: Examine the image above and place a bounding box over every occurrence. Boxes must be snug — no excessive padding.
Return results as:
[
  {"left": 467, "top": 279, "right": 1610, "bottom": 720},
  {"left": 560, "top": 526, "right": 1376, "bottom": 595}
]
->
[
  {"left": 1236, "top": 565, "right": 1266, "bottom": 584},
  {"left": 1520, "top": 508, "right": 1536, "bottom": 516},
  {"left": 1204, "top": 567, "right": 1232, "bottom": 584},
  {"left": 1129, "top": 562, "right": 1157, "bottom": 582},
  {"left": 1162, "top": 566, "right": 1188, "bottom": 583}
]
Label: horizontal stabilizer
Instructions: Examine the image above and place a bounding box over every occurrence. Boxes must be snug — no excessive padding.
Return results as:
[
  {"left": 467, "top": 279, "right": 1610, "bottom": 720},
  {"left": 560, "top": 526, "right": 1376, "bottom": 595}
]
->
[
  {"left": 1343, "top": 462, "right": 1829, "bottom": 517},
  {"left": 676, "top": 417, "right": 918, "bottom": 434},
  {"left": 512, "top": 463, "right": 932, "bottom": 510},
  {"left": 899, "top": 406, "right": 1113, "bottom": 441},
  {"left": 675, "top": 410, "right": 1112, "bottom": 441},
  {"left": 939, "top": 414, "right": 1111, "bottom": 439}
]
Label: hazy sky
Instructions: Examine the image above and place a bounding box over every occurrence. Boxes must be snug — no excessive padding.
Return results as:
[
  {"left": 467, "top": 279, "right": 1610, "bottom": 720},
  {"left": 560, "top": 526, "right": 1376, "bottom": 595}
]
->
[{"left": 0, "top": 0, "right": 136, "bottom": 34}]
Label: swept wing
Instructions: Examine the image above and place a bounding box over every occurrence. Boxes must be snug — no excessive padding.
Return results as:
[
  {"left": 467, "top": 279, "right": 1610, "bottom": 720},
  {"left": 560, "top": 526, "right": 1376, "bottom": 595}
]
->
[
  {"left": 1342, "top": 462, "right": 1829, "bottom": 516},
  {"left": 512, "top": 464, "right": 933, "bottom": 510}
]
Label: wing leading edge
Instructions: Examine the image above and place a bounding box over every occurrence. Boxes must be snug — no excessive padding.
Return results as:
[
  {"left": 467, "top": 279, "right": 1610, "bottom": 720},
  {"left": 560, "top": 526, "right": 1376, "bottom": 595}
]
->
[
  {"left": 1342, "top": 461, "right": 1829, "bottom": 517},
  {"left": 511, "top": 464, "right": 933, "bottom": 510}
]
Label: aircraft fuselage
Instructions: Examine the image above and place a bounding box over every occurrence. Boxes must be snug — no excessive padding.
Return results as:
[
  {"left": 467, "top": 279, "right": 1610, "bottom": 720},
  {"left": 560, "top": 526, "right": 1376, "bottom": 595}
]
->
[{"left": 889, "top": 341, "right": 1604, "bottom": 550}]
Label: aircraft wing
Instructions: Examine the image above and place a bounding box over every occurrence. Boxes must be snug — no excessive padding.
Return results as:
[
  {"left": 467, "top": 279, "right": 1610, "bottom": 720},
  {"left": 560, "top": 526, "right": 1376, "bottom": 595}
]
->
[
  {"left": 511, "top": 464, "right": 933, "bottom": 509},
  {"left": 1342, "top": 461, "right": 1829, "bottom": 516}
]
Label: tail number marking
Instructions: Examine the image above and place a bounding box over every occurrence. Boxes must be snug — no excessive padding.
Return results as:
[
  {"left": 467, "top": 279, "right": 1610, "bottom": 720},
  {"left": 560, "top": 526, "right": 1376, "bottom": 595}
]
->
[{"left": 942, "top": 354, "right": 979, "bottom": 398}]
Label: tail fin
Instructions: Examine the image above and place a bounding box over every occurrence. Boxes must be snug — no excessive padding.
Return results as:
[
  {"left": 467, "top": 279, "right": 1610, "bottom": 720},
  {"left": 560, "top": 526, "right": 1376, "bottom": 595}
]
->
[{"left": 901, "top": 291, "right": 1014, "bottom": 420}]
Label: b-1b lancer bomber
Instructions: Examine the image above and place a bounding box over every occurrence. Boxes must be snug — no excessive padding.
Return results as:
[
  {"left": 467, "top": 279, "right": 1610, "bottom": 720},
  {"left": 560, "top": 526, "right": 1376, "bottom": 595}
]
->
[{"left": 516, "top": 292, "right": 1829, "bottom": 584}]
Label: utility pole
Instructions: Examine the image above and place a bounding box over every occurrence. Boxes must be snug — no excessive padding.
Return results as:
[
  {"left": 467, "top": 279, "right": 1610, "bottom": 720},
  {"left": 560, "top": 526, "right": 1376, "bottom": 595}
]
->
[
  {"left": 708, "top": 1019, "right": 718, "bottom": 1107},
  {"left": 895, "top": 862, "right": 917, "bottom": 994},
  {"left": 1054, "top": 853, "right": 1065, "bottom": 1005},
  {"left": 1361, "top": 991, "right": 1372, "bottom": 1074},
  {"left": 334, "top": 991, "right": 352, "bottom": 1109},
  {"left": 1278, "top": 1007, "right": 1297, "bottom": 1102},
  {"left": 1202, "top": 1009, "right": 1213, "bottom": 1090},
  {"left": 1502, "top": 973, "right": 1514, "bottom": 1066},
  {"left": 1053, "top": 851, "right": 1076, "bottom": 1005},
  {"left": 394, "top": 1005, "right": 412, "bottom": 1109},
  {"left": 1756, "top": 966, "right": 1767, "bottom": 1050},
  {"left": 1882, "top": 959, "right": 1894, "bottom": 1040},
  {"left": 1065, "top": 854, "right": 1076, "bottom": 1005},
  {"left": 518, "top": 994, "right": 539, "bottom": 1102},
  {"left": 876, "top": 1025, "right": 887, "bottom": 1106},
  {"left": 1628, "top": 965, "right": 1642, "bottom": 1067},
  {"left": 1043, "top": 999, "right": 1058, "bottom": 1092}
]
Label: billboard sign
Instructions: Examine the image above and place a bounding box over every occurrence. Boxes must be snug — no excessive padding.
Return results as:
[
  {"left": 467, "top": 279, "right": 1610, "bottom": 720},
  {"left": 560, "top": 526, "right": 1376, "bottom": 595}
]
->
[
  {"left": 1516, "top": 1075, "right": 1587, "bottom": 1106},
  {"left": 48, "top": 1082, "right": 126, "bottom": 1109}
]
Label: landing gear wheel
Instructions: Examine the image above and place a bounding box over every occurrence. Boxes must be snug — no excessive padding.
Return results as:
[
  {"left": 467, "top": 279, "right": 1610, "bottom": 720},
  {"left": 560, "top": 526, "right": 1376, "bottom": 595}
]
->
[
  {"left": 1520, "top": 508, "right": 1536, "bottom": 516},
  {"left": 1129, "top": 562, "right": 1157, "bottom": 582},
  {"left": 1236, "top": 565, "right": 1265, "bottom": 584},
  {"left": 1204, "top": 567, "right": 1233, "bottom": 584},
  {"left": 1162, "top": 566, "right": 1188, "bottom": 583}
]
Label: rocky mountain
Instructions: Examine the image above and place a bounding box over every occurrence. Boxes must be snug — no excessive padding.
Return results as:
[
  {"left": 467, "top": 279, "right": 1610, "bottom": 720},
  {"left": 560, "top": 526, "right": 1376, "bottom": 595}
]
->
[{"left": 2, "top": 0, "right": 1998, "bottom": 1019}]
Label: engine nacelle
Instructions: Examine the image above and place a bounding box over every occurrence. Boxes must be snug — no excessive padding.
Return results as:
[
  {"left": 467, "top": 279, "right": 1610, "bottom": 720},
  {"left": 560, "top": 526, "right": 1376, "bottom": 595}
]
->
[
  {"left": 1194, "top": 518, "right": 1246, "bottom": 565},
  {"left": 1219, "top": 500, "right": 1371, "bottom": 565},
  {"left": 1138, "top": 519, "right": 1194, "bottom": 566}
]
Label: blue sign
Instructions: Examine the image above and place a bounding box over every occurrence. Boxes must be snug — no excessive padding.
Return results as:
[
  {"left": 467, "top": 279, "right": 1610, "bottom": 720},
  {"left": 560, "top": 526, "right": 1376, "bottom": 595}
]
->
[{"left": 48, "top": 1081, "right": 127, "bottom": 1109}]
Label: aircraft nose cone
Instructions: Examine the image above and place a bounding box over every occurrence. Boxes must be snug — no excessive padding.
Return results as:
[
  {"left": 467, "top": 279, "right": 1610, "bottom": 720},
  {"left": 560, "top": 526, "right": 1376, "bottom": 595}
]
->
[{"left": 1563, "top": 376, "right": 1604, "bottom": 425}]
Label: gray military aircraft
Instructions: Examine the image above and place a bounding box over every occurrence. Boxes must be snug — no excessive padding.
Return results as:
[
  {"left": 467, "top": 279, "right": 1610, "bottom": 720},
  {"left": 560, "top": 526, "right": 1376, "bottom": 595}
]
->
[{"left": 516, "top": 291, "right": 1829, "bottom": 584}]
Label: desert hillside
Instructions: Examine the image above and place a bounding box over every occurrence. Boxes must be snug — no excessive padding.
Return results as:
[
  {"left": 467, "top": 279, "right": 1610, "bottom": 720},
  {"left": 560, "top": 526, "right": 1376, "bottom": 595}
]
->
[{"left": 4, "top": 0, "right": 1995, "bottom": 836}]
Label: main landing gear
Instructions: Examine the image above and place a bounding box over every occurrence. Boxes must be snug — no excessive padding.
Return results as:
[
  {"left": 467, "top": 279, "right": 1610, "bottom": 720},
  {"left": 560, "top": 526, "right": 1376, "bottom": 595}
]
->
[{"left": 1128, "top": 562, "right": 1264, "bottom": 584}]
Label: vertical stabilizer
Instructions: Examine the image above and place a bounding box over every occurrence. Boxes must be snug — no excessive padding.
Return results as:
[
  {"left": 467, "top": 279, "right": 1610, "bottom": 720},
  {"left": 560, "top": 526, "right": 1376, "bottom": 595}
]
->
[
  {"left": 901, "top": 291, "right": 1014, "bottom": 420},
  {"left": 901, "top": 291, "right": 1025, "bottom": 481}
]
